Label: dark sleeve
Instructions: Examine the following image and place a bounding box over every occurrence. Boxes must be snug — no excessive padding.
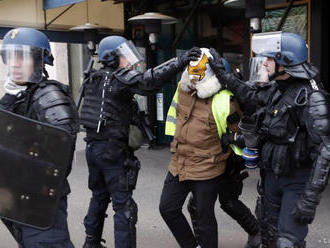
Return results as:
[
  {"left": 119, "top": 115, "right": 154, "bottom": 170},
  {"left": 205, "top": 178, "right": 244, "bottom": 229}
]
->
[
  {"left": 301, "top": 90, "right": 330, "bottom": 206},
  {"left": 32, "top": 84, "right": 80, "bottom": 135},
  {"left": 221, "top": 73, "right": 269, "bottom": 111},
  {"left": 114, "top": 58, "right": 184, "bottom": 96},
  {"left": 0, "top": 94, "right": 17, "bottom": 110}
]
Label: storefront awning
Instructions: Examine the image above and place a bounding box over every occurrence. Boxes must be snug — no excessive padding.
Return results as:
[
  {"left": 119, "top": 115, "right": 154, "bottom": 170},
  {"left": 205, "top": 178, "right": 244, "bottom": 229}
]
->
[{"left": 43, "top": 0, "right": 86, "bottom": 9}]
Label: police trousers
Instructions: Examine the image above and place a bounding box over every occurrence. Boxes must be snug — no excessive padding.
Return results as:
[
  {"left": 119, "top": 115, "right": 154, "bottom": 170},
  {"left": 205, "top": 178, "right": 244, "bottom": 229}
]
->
[
  {"left": 84, "top": 141, "right": 136, "bottom": 248},
  {"left": 263, "top": 167, "right": 311, "bottom": 244}
]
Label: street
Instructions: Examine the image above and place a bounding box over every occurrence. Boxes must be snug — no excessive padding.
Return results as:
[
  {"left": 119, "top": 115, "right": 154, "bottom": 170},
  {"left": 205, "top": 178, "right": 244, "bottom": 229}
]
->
[{"left": 1, "top": 133, "right": 329, "bottom": 248}]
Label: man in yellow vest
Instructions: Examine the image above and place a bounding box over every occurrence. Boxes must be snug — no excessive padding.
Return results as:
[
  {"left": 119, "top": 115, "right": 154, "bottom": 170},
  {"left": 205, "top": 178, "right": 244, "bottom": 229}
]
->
[
  {"left": 186, "top": 59, "right": 261, "bottom": 248},
  {"left": 159, "top": 48, "right": 254, "bottom": 248}
]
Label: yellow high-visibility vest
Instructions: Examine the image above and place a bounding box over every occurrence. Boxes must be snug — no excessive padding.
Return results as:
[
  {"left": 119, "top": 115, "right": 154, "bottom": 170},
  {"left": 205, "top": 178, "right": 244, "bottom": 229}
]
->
[{"left": 165, "top": 84, "right": 243, "bottom": 156}]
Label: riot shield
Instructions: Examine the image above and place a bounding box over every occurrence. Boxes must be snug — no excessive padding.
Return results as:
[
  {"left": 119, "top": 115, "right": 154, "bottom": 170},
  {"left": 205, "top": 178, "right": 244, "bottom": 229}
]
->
[{"left": 0, "top": 108, "right": 75, "bottom": 229}]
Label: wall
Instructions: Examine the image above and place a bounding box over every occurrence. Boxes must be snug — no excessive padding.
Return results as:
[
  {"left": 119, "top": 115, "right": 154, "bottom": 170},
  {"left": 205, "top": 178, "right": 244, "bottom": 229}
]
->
[
  {"left": 46, "top": 42, "right": 69, "bottom": 85},
  {"left": 0, "top": 0, "right": 124, "bottom": 32}
]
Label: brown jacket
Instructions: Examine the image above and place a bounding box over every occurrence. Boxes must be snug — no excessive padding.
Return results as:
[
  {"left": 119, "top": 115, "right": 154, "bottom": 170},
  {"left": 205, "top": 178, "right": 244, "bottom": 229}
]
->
[{"left": 169, "top": 88, "right": 242, "bottom": 181}]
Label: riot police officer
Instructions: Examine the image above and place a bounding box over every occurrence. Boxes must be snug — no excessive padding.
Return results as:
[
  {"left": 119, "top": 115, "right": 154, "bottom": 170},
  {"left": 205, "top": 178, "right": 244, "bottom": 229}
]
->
[
  {"left": 0, "top": 27, "right": 78, "bottom": 248},
  {"left": 79, "top": 35, "right": 201, "bottom": 248},
  {"left": 208, "top": 32, "right": 330, "bottom": 248}
]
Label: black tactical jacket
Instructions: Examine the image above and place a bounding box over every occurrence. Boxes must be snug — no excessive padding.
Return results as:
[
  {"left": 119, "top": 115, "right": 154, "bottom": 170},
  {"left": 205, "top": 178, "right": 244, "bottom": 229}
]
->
[
  {"left": 227, "top": 76, "right": 321, "bottom": 175},
  {"left": 80, "top": 58, "right": 183, "bottom": 160},
  {"left": 0, "top": 79, "right": 79, "bottom": 195}
]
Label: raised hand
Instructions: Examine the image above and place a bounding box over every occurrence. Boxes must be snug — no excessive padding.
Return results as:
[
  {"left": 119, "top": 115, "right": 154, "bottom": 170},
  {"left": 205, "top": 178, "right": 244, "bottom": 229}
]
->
[{"left": 177, "top": 47, "right": 202, "bottom": 68}]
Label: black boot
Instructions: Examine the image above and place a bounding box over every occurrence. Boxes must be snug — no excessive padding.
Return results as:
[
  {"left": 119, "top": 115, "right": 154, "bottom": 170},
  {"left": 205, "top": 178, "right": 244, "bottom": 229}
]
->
[{"left": 82, "top": 236, "right": 107, "bottom": 248}]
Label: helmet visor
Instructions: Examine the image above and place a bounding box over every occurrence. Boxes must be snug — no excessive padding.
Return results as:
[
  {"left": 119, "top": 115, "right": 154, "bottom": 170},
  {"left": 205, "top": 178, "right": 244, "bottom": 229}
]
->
[
  {"left": 249, "top": 56, "right": 269, "bottom": 86},
  {"left": 115, "top": 40, "right": 143, "bottom": 69},
  {"left": 251, "top": 31, "right": 282, "bottom": 56},
  {"left": 0, "top": 44, "right": 43, "bottom": 84}
]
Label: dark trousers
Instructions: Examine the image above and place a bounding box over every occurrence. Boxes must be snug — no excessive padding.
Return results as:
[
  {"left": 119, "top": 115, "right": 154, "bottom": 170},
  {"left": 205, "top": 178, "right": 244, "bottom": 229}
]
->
[
  {"left": 263, "top": 167, "right": 311, "bottom": 244},
  {"left": 188, "top": 175, "right": 259, "bottom": 245},
  {"left": 84, "top": 141, "right": 135, "bottom": 248},
  {"left": 159, "top": 172, "right": 223, "bottom": 248},
  {"left": 218, "top": 178, "right": 259, "bottom": 236},
  {"left": 3, "top": 196, "right": 74, "bottom": 248}
]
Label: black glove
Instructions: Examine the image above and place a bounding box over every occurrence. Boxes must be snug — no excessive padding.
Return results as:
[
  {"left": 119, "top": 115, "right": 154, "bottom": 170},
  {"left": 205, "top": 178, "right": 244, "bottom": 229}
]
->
[
  {"left": 177, "top": 47, "right": 201, "bottom": 69},
  {"left": 209, "top": 48, "right": 244, "bottom": 92},
  {"left": 209, "top": 48, "right": 227, "bottom": 79},
  {"left": 291, "top": 191, "right": 319, "bottom": 224},
  {"left": 233, "top": 69, "right": 243, "bottom": 80},
  {"left": 221, "top": 132, "right": 235, "bottom": 152}
]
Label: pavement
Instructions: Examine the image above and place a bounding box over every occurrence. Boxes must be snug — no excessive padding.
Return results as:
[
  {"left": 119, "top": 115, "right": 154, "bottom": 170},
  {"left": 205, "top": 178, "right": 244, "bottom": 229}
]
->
[{"left": 1, "top": 133, "right": 330, "bottom": 248}]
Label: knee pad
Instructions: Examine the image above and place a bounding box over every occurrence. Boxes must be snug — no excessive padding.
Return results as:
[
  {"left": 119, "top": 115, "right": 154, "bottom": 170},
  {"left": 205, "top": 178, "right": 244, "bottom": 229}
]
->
[{"left": 121, "top": 199, "right": 138, "bottom": 225}]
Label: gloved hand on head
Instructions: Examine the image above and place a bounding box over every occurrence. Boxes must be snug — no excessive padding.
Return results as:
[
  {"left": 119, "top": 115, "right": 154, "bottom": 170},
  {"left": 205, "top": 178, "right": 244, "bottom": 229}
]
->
[
  {"left": 177, "top": 47, "right": 202, "bottom": 68},
  {"left": 179, "top": 48, "right": 224, "bottom": 99},
  {"left": 208, "top": 48, "right": 228, "bottom": 82}
]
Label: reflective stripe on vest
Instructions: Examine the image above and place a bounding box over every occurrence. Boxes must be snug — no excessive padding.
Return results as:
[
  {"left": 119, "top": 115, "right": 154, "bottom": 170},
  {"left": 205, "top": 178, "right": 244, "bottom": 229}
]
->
[
  {"left": 165, "top": 84, "right": 179, "bottom": 136},
  {"left": 165, "top": 85, "right": 242, "bottom": 156}
]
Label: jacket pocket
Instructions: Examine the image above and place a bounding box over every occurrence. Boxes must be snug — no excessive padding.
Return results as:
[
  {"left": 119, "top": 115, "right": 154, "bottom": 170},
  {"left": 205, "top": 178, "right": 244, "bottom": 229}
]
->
[{"left": 271, "top": 144, "right": 290, "bottom": 175}]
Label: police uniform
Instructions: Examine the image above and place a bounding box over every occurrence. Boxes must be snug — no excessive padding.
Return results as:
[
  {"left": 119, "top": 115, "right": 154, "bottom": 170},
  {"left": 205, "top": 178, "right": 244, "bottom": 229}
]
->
[
  {"left": 79, "top": 35, "right": 201, "bottom": 248},
  {"left": 209, "top": 32, "right": 330, "bottom": 248},
  {"left": 0, "top": 28, "right": 79, "bottom": 248}
]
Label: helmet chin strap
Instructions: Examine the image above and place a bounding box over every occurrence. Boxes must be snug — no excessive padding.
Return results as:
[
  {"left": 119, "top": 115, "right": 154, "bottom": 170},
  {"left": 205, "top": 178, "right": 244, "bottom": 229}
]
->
[{"left": 268, "top": 62, "right": 286, "bottom": 81}]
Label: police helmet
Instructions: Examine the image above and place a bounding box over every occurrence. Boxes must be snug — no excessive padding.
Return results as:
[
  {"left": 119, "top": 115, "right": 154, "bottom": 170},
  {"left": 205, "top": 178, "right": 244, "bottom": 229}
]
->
[
  {"left": 0, "top": 28, "right": 54, "bottom": 83},
  {"left": 252, "top": 31, "right": 307, "bottom": 66},
  {"left": 252, "top": 31, "right": 316, "bottom": 79},
  {"left": 98, "top": 36, "right": 127, "bottom": 62},
  {"left": 98, "top": 35, "right": 143, "bottom": 68},
  {"left": 1, "top": 27, "right": 54, "bottom": 66}
]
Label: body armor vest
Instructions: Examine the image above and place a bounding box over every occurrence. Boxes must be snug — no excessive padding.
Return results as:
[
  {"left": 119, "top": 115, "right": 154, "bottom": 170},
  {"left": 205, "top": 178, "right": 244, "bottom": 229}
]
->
[
  {"left": 0, "top": 79, "right": 78, "bottom": 196},
  {"left": 0, "top": 80, "right": 76, "bottom": 123},
  {"left": 260, "top": 81, "right": 314, "bottom": 175},
  {"left": 80, "top": 69, "right": 134, "bottom": 141}
]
